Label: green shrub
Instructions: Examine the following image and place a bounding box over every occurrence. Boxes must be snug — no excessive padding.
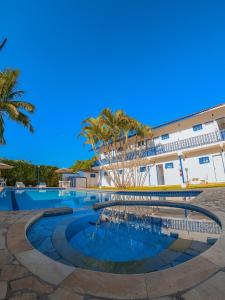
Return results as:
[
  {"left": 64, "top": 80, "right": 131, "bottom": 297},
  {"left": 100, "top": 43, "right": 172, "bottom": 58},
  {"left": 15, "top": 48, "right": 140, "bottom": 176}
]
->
[{"left": 0, "top": 159, "right": 59, "bottom": 187}]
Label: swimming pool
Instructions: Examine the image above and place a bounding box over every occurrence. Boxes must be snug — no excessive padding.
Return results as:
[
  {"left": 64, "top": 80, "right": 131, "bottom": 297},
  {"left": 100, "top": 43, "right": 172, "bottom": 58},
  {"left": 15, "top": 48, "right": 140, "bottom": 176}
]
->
[
  {"left": 25, "top": 189, "right": 221, "bottom": 274},
  {"left": 0, "top": 189, "right": 110, "bottom": 211},
  {"left": 0, "top": 188, "right": 201, "bottom": 211}
]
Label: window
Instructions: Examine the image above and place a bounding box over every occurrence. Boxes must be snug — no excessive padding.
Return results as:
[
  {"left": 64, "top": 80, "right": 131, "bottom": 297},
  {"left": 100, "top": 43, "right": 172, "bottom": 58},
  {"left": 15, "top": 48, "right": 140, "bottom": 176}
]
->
[
  {"left": 193, "top": 124, "right": 203, "bottom": 131},
  {"left": 118, "top": 169, "right": 123, "bottom": 175},
  {"left": 138, "top": 141, "right": 145, "bottom": 147},
  {"left": 165, "top": 162, "right": 174, "bottom": 169},
  {"left": 90, "top": 173, "right": 96, "bottom": 178},
  {"left": 199, "top": 156, "right": 210, "bottom": 164},
  {"left": 139, "top": 166, "right": 146, "bottom": 172},
  {"left": 161, "top": 134, "right": 169, "bottom": 140}
]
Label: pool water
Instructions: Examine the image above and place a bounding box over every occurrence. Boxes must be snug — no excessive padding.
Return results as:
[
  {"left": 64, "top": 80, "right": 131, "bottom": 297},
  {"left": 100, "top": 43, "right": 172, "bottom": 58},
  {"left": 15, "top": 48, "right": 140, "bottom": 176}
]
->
[
  {"left": 0, "top": 189, "right": 111, "bottom": 211},
  {"left": 0, "top": 188, "right": 200, "bottom": 211},
  {"left": 70, "top": 218, "right": 175, "bottom": 261}
]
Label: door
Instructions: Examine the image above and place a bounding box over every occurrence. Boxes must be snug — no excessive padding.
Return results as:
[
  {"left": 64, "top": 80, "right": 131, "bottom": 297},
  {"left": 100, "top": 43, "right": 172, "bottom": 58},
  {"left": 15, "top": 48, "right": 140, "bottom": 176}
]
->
[
  {"left": 212, "top": 154, "right": 225, "bottom": 182},
  {"left": 156, "top": 164, "right": 165, "bottom": 185},
  {"left": 76, "top": 177, "right": 87, "bottom": 188}
]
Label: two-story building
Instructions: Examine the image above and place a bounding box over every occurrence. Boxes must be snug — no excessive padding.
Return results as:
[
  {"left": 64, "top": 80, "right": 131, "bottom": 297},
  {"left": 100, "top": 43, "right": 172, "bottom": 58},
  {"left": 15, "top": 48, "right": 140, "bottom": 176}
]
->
[{"left": 98, "top": 103, "right": 225, "bottom": 187}]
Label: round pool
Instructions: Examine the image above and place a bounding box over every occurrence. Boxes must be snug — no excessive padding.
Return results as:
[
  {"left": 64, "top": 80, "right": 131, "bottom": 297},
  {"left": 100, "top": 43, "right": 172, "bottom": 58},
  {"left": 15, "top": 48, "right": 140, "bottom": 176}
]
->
[{"left": 27, "top": 202, "right": 221, "bottom": 274}]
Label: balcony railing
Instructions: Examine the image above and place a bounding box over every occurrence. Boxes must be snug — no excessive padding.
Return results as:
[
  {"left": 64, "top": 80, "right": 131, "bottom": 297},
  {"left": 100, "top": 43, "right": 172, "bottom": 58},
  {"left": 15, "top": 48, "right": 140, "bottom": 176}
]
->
[{"left": 94, "top": 130, "right": 225, "bottom": 166}]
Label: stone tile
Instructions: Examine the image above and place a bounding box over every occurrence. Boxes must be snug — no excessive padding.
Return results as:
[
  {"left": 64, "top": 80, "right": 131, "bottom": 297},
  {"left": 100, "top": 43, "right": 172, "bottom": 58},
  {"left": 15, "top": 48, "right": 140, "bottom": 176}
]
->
[
  {"left": 0, "top": 229, "right": 7, "bottom": 250},
  {"left": 183, "top": 271, "right": 225, "bottom": 300},
  {"left": 8, "top": 292, "right": 37, "bottom": 300},
  {"left": 158, "top": 249, "right": 181, "bottom": 264},
  {"left": 48, "top": 287, "right": 84, "bottom": 300},
  {"left": 0, "top": 236, "right": 5, "bottom": 251},
  {"left": 0, "top": 264, "right": 29, "bottom": 281},
  {"left": 62, "top": 268, "right": 147, "bottom": 299},
  {"left": 190, "top": 240, "right": 210, "bottom": 253},
  {"left": 0, "top": 281, "right": 7, "bottom": 300},
  {"left": 0, "top": 249, "right": 14, "bottom": 266},
  {"left": 201, "top": 237, "right": 225, "bottom": 268},
  {"left": 0, "top": 217, "right": 6, "bottom": 223},
  {"left": 7, "top": 223, "right": 33, "bottom": 255},
  {"left": 11, "top": 260, "right": 20, "bottom": 265},
  {"left": 154, "top": 297, "right": 176, "bottom": 300},
  {"left": 16, "top": 249, "right": 75, "bottom": 285},
  {"left": 145, "top": 256, "right": 219, "bottom": 298},
  {"left": 43, "top": 207, "right": 73, "bottom": 217},
  {"left": 10, "top": 276, "right": 53, "bottom": 294}
]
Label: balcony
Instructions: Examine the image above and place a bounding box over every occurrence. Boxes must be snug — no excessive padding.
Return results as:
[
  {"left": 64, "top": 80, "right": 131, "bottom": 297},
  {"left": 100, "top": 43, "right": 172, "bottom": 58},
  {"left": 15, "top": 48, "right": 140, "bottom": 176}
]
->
[
  {"left": 148, "top": 130, "right": 224, "bottom": 156},
  {"left": 94, "top": 130, "right": 225, "bottom": 166}
]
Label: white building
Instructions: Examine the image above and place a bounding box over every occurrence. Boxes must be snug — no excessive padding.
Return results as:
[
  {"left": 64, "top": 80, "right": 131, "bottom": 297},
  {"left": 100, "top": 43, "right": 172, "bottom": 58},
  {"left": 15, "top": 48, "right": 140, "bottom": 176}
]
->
[
  {"left": 61, "top": 170, "right": 99, "bottom": 188},
  {"left": 97, "top": 103, "right": 225, "bottom": 187}
]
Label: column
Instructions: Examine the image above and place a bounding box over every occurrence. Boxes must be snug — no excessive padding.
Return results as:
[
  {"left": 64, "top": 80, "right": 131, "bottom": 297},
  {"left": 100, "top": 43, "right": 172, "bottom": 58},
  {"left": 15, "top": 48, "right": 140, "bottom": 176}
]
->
[{"left": 178, "top": 151, "right": 186, "bottom": 187}]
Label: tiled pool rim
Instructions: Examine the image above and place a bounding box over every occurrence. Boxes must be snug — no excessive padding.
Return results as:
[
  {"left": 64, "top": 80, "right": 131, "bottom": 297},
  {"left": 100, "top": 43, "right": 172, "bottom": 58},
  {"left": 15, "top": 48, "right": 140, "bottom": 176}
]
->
[{"left": 5, "top": 190, "right": 225, "bottom": 299}]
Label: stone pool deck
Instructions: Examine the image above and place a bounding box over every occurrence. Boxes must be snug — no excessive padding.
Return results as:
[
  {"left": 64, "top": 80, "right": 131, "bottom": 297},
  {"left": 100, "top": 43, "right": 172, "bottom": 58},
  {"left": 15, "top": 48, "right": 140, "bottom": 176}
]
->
[{"left": 0, "top": 188, "right": 225, "bottom": 299}]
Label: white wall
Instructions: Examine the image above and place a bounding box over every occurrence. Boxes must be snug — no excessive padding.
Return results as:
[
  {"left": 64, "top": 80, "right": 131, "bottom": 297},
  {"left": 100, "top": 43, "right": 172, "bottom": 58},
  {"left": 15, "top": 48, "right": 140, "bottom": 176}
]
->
[
  {"left": 163, "top": 160, "right": 181, "bottom": 185},
  {"left": 183, "top": 155, "right": 216, "bottom": 183},
  {"left": 101, "top": 151, "right": 225, "bottom": 187},
  {"left": 83, "top": 172, "right": 99, "bottom": 187}
]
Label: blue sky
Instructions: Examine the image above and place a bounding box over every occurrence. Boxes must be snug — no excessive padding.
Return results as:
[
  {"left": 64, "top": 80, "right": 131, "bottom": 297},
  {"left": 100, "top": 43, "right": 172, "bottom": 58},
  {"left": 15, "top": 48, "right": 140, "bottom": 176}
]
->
[{"left": 1, "top": 0, "right": 225, "bottom": 167}]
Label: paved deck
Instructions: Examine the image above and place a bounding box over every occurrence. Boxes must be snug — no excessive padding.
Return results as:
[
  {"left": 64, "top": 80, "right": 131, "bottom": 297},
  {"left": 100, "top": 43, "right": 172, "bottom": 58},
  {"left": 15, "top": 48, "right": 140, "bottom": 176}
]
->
[{"left": 0, "top": 188, "right": 225, "bottom": 299}]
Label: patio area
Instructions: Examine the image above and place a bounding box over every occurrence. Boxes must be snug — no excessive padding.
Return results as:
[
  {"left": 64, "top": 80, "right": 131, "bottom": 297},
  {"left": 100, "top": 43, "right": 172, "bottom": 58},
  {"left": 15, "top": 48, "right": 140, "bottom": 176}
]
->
[{"left": 0, "top": 188, "right": 225, "bottom": 299}]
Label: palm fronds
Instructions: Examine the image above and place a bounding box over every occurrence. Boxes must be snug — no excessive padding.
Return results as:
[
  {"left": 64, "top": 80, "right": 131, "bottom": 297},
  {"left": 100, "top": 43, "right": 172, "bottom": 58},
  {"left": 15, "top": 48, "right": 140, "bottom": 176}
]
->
[{"left": 0, "top": 69, "right": 35, "bottom": 143}]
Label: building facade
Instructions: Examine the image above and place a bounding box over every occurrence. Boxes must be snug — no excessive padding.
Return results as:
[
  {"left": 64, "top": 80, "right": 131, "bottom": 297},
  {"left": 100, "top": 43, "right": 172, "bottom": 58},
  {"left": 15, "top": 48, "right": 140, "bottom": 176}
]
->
[
  {"left": 98, "top": 103, "right": 225, "bottom": 187},
  {"left": 62, "top": 170, "right": 99, "bottom": 188}
]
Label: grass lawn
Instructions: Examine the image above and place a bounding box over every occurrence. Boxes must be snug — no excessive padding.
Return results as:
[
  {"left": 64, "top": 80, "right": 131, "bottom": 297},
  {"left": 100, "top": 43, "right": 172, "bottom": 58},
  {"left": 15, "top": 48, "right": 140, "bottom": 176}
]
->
[{"left": 90, "top": 182, "right": 225, "bottom": 191}]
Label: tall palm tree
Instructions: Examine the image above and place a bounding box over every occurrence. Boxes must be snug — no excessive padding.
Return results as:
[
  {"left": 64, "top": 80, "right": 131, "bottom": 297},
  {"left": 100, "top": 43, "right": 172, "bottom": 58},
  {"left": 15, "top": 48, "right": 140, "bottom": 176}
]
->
[
  {"left": 80, "top": 108, "right": 152, "bottom": 187},
  {"left": 0, "top": 69, "right": 35, "bottom": 144}
]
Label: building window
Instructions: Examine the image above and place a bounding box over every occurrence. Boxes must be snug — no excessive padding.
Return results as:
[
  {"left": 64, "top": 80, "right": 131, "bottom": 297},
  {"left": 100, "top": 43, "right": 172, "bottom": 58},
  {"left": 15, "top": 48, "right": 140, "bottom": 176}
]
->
[
  {"left": 90, "top": 173, "right": 96, "bottom": 178},
  {"left": 193, "top": 124, "right": 203, "bottom": 131},
  {"left": 118, "top": 169, "right": 123, "bottom": 174},
  {"left": 199, "top": 156, "right": 210, "bottom": 164},
  {"left": 138, "top": 141, "right": 145, "bottom": 147},
  {"left": 139, "top": 166, "right": 146, "bottom": 173},
  {"left": 139, "top": 166, "right": 146, "bottom": 172},
  {"left": 161, "top": 134, "right": 169, "bottom": 140},
  {"left": 165, "top": 162, "right": 174, "bottom": 169}
]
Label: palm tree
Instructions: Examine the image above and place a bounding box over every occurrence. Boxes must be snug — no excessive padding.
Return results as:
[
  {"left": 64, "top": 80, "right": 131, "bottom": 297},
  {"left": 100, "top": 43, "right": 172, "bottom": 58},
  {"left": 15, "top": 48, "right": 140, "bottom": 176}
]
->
[
  {"left": 0, "top": 69, "right": 35, "bottom": 144},
  {"left": 80, "top": 108, "right": 152, "bottom": 188}
]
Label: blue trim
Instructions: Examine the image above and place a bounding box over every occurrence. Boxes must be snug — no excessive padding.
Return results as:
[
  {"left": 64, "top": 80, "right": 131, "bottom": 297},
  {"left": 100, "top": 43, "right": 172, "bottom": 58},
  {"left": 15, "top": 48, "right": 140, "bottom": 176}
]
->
[
  {"left": 179, "top": 155, "right": 185, "bottom": 183},
  {"left": 114, "top": 190, "right": 201, "bottom": 197}
]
